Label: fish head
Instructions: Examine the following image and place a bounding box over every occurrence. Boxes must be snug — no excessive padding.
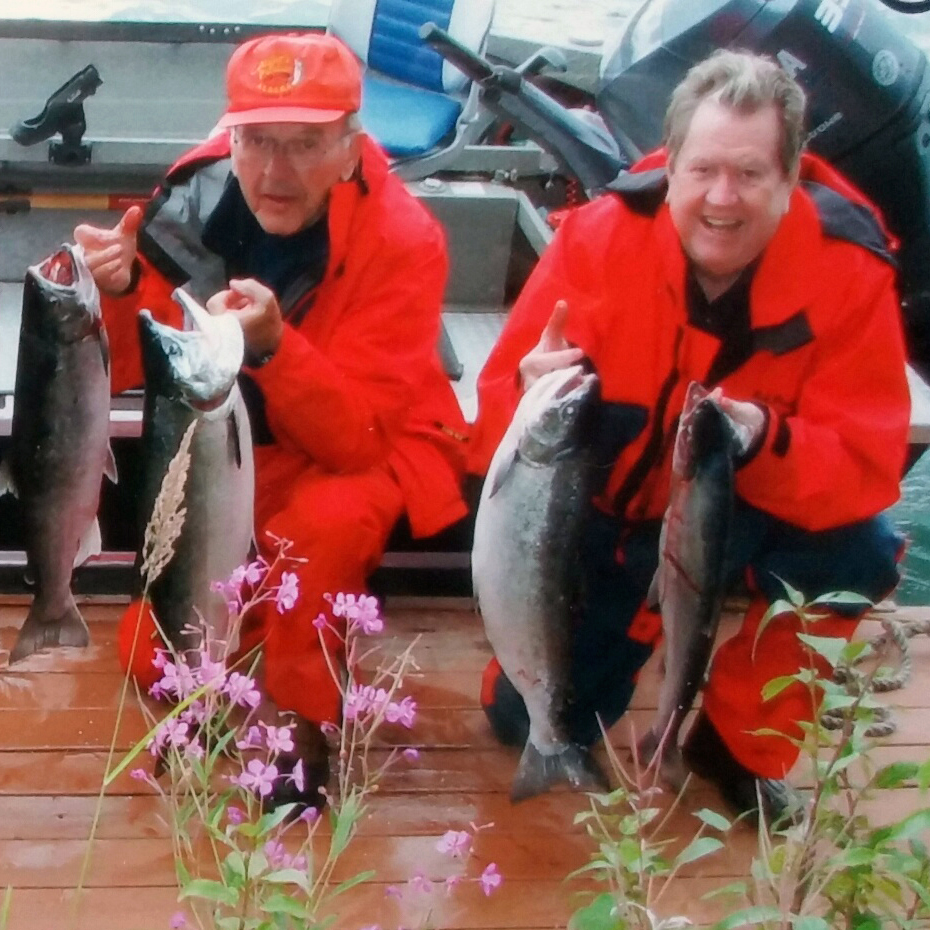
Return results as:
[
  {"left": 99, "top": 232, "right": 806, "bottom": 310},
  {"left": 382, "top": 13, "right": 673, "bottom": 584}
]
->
[
  {"left": 519, "top": 365, "right": 600, "bottom": 465},
  {"left": 25, "top": 243, "right": 102, "bottom": 343},
  {"left": 673, "top": 382, "right": 742, "bottom": 478},
  {"left": 137, "top": 289, "right": 244, "bottom": 407}
]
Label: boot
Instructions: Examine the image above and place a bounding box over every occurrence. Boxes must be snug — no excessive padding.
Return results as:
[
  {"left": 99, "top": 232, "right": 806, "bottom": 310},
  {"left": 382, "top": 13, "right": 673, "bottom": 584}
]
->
[{"left": 683, "top": 712, "right": 803, "bottom": 828}]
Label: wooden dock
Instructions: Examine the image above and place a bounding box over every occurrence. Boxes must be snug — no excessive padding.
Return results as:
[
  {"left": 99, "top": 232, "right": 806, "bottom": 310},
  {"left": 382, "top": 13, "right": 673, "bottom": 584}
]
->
[{"left": 1, "top": 600, "right": 929, "bottom": 930}]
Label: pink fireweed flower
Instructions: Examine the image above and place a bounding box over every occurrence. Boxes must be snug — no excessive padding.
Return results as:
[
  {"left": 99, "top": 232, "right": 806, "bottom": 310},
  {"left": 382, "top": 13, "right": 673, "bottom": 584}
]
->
[
  {"left": 248, "top": 759, "right": 278, "bottom": 797},
  {"left": 479, "top": 862, "right": 502, "bottom": 896},
  {"left": 180, "top": 701, "right": 208, "bottom": 728},
  {"left": 444, "top": 875, "right": 464, "bottom": 894},
  {"left": 129, "top": 768, "right": 149, "bottom": 783},
  {"left": 194, "top": 655, "right": 226, "bottom": 691},
  {"left": 286, "top": 758, "right": 306, "bottom": 793},
  {"left": 150, "top": 658, "right": 198, "bottom": 701},
  {"left": 408, "top": 872, "right": 434, "bottom": 895},
  {"left": 343, "top": 686, "right": 367, "bottom": 721},
  {"left": 184, "top": 741, "right": 205, "bottom": 762},
  {"left": 229, "top": 759, "right": 279, "bottom": 797},
  {"left": 312, "top": 613, "right": 328, "bottom": 630},
  {"left": 236, "top": 560, "right": 266, "bottom": 587},
  {"left": 403, "top": 747, "right": 420, "bottom": 761},
  {"left": 210, "top": 578, "right": 241, "bottom": 612},
  {"left": 264, "top": 839, "right": 287, "bottom": 869},
  {"left": 236, "top": 725, "right": 263, "bottom": 751},
  {"left": 261, "top": 723, "right": 295, "bottom": 754},
  {"left": 385, "top": 695, "right": 417, "bottom": 729},
  {"left": 226, "top": 806, "right": 244, "bottom": 825},
  {"left": 224, "top": 672, "right": 261, "bottom": 708},
  {"left": 320, "top": 720, "right": 339, "bottom": 737},
  {"left": 149, "top": 716, "right": 190, "bottom": 754},
  {"left": 276, "top": 572, "right": 299, "bottom": 613},
  {"left": 326, "top": 592, "right": 383, "bottom": 634},
  {"left": 299, "top": 806, "right": 320, "bottom": 825},
  {"left": 436, "top": 829, "right": 472, "bottom": 859},
  {"left": 169, "top": 912, "right": 187, "bottom": 929}
]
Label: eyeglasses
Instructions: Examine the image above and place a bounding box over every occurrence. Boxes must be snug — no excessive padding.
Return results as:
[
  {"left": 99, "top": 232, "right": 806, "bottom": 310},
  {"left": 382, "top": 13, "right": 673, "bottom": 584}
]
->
[{"left": 232, "top": 127, "right": 350, "bottom": 169}]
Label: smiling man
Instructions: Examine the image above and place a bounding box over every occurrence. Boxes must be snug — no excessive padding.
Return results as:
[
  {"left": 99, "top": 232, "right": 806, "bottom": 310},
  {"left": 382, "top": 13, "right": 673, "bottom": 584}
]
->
[
  {"left": 470, "top": 50, "right": 910, "bottom": 825},
  {"left": 73, "top": 33, "right": 468, "bottom": 811}
]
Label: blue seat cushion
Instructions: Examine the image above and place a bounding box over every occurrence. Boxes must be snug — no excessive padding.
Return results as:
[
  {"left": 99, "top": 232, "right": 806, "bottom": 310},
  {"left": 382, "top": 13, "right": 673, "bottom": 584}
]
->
[{"left": 360, "top": 73, "right": 463, "bottom": 158}]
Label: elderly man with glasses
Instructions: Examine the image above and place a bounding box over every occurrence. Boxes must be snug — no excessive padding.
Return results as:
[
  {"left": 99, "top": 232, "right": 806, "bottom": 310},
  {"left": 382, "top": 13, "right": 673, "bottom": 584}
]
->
[{"left": 73, "top": 33, "right": 468, "bottom": 811}]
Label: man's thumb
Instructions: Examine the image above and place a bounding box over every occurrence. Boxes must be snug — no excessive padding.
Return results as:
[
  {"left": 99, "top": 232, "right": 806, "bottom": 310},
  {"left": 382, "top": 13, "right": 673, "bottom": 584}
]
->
[{"left": 119, "top": 205, "right": 144, "bottom": 236}]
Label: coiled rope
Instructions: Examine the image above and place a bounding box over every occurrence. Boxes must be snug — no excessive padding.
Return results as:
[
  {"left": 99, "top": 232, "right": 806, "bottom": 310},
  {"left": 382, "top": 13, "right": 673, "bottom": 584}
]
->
[{"left": 820, "top": 614, "right": 930, "bottom": 737}]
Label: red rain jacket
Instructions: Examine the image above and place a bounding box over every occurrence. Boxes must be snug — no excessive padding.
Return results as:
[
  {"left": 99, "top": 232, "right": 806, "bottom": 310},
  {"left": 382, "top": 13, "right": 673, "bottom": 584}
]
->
[
  {"left": 102, "top": 133, "right": 468, "bottom": 539},
  {"left": 469, "top": 152, "right": 909, "bottom": 531}
]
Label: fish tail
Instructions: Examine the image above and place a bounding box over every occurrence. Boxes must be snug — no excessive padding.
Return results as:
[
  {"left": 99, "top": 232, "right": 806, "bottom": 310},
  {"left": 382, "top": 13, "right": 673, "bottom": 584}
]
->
[
  {"left": 9, "top": 596, "right": 90, "bottom": 663},
  {"left": 511, "top": 741, "right": 609, "bottom": 802},
  {"left": 635, "top": 727, "right": 689, "bottom": 792}
]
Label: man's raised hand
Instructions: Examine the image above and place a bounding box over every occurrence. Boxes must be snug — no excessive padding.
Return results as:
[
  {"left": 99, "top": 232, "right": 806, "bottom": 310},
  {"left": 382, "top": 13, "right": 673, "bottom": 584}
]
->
[
  {"left": 74, "top": 205, "right": 143, "bottom": 296},
  {"left": 518, "top": 299, "right": 584, "bottom": 390}
]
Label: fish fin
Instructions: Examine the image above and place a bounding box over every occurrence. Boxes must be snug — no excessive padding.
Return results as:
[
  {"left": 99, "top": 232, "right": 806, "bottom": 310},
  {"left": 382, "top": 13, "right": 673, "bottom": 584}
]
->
[
  {"left": 229, "top": 404, "right": 243, "bottom": 469},
  {"left": 511, "top": 741, "right": 609, "bottom": 802},
  {"left": 73, "top": 519, "right": 103, "bottom": 568},
  {"left": 104, "top": 443, "right": 118, "bottom": 484},
  {"left": 636, "top": 727, "right": 689, "bottom": 792},
  {"left": 646, "top": 568, "right": 660, "bottom": 609},
  {"left": 636, "top": 727, "right": 661, "bottom": 767},
  {"left": 0, "top": 460, "right": 17, "bottom": 498},
  {"left": 486, "top": 450, "right": 519, "bottom": 499},
  {"left": 9, "top": 597, "right": 90, "bottom": 663}
]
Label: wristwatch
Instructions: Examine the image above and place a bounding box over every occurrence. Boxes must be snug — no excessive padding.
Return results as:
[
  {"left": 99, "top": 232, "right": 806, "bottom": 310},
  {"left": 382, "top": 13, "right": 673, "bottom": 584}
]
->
[{"left": 245, "top": 346, "right": 277, "bottom": 369}]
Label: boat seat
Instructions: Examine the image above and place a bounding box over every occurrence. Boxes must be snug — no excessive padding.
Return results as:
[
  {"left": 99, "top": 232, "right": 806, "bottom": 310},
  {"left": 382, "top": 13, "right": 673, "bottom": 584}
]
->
[{"left": 327, "top": 0, "right": 496, "bottom": 180}]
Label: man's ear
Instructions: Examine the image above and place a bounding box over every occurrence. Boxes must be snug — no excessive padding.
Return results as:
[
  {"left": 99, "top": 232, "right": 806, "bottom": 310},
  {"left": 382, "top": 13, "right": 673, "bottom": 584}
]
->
[{"left": 340, "top": 131, "right": 363, "bottom": 182}]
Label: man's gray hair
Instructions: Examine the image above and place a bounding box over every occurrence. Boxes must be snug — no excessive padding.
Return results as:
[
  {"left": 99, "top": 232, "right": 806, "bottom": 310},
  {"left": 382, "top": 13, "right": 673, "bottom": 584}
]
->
[{"left": 663, "top": 49, "right": 807, "bottom": 177}]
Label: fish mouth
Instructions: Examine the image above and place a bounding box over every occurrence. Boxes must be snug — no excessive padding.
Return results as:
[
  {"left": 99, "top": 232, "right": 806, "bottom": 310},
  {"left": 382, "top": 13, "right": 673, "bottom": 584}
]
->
[
  {"left": 138, "top": 292, "right": 245, "bottom": 408},
  {"left": 38, "top": 247, "right": 78, "bottom": 287},
  {"left": 530, "top": 364, "right": 598, "bottom": 409},
  {"left": 26, "top": 243, "right": 100, "bottom": 338}
]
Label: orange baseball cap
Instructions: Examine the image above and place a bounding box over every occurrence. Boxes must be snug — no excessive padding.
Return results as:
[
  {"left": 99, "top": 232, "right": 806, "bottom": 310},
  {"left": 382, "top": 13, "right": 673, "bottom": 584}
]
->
[{"left": 217, "top": 33, "right": 362, "bottom": 128}]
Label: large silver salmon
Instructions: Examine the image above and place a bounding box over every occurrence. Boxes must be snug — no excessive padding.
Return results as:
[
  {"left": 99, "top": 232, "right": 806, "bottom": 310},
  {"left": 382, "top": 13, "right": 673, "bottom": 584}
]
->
[
  {"left": 473, "top": 365, "right": 607, "bottom": 802},
  {"left": 2, "top": 244, "right": 115, "bottom": 662},
  {"left": 137, "top": 289, "right": 254, "bottom": 658},
  {"left": 637, "top": 382, "right": 747, "bottom": 788}
]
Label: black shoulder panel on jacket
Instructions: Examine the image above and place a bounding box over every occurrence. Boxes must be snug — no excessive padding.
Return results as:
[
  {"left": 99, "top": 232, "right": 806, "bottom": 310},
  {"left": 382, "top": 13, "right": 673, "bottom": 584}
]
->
[
  {"left": 605, "top": 167, "right": 668, "bottom": 215},
  {"left": 803, "top": 180, "right": 897, "bottom": 269}
]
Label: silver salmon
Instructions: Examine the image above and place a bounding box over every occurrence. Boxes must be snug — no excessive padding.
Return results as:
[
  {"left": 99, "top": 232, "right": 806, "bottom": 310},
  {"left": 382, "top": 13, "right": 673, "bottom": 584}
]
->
[
  {"left": 472, "top": 365, "right": 608, "bottom": 802},
  {"left": 1, "top": 244, "right": 115, "bottom": 662},
  {"left": 637, "top": 382, "right": 747, "bottom": 789},
  {"left": 137, "top": 289, "right": 254, "bottom": 658}
]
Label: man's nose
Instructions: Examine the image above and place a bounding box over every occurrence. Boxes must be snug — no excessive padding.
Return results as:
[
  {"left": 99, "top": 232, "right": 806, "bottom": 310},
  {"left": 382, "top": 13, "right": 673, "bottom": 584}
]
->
[
  {"left": 262, "top": 145, "right": 296, "bottom": 176},
  {"left": 706, "top": 171, "right": 739, "bottom": 205}
]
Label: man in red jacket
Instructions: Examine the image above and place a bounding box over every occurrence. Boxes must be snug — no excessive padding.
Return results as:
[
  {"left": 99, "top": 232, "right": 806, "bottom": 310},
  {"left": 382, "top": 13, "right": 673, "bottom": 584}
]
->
[
  {"left": 74, "top": 33, "right": 468, "bottom": 809},
  {"left": 470, "top": 49, "right": 909, "bottom": 825}
]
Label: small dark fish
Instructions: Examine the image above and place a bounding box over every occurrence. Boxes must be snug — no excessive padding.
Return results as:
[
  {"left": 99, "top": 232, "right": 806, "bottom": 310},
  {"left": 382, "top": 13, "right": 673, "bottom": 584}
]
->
[
  {"left": 473, "top": 365, "right": 608, "bottom": 802},
  {"left": 637, "top": 382, "right": 747, "bottom": 788},
  {"left": 137, "top": 289, "right": 254, "bottom": 658},
  {"left": 1, "top": 244, "right": 115, "bottom": 662}
]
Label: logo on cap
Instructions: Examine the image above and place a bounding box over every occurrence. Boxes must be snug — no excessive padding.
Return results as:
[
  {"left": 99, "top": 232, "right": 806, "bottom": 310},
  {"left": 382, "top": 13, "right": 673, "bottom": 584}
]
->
[{"left": 254, "top": 54, "right": 304, "bottom": 97}]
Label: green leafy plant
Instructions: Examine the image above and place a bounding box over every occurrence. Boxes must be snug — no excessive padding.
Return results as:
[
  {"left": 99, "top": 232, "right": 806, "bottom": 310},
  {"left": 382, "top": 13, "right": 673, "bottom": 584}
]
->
[
  {"left": 568, "top": 737, "right": 732, "bottom": 930},
  {"left": 568, "top": 582, "right": 930, "bottom": 930},
  {"left": 708, "top": 582, "right": 930, "bottom": 929},
  {"left": 124, "top": 556, "right": 425, "bottom": 930}
]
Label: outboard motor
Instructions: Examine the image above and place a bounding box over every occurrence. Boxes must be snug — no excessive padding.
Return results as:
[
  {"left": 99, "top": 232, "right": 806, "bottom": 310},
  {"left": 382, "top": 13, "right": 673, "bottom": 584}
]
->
[{"left": 598, "top": 0, "right": 930, "bottom": 375}]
